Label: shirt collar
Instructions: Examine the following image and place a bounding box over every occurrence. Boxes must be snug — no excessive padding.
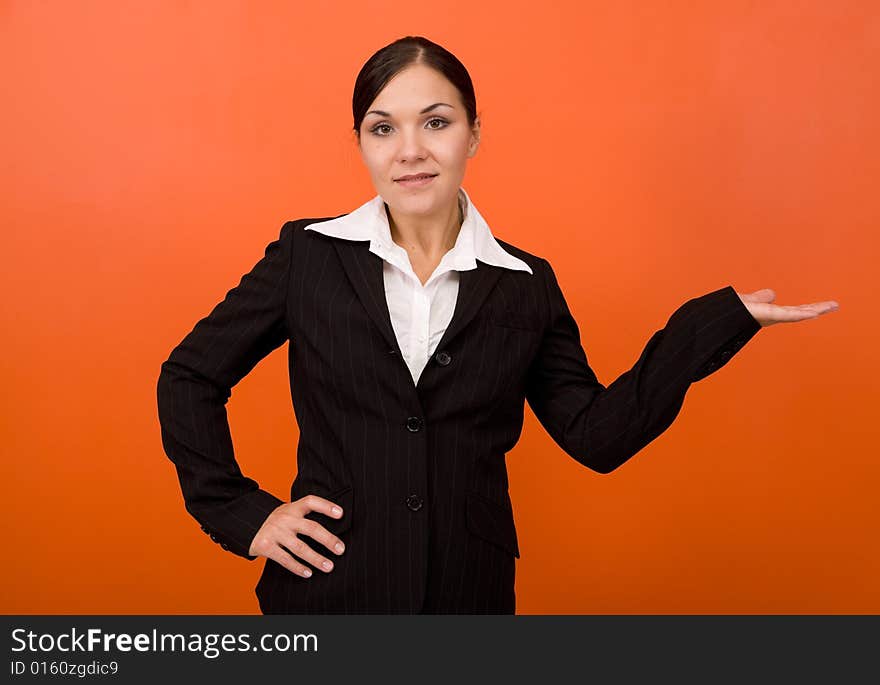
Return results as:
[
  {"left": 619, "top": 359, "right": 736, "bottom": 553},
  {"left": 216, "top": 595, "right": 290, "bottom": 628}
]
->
[{"left": 303, "top": 187, "right": 533, "bottom": 276}]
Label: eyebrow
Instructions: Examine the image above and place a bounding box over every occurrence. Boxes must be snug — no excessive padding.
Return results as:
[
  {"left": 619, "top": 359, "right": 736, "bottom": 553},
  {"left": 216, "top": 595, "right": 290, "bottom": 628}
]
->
[{"left": 365, "top": 102, "right": 455, "bottom": 118}]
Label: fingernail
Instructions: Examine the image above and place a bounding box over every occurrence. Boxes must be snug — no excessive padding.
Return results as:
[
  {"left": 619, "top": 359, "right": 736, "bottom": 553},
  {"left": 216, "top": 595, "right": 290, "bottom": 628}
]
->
[
  {"left": 332, "top": 507, "right": 342, "bottom": 516},
  {"left": 302, "top": 568, "right": 312, "bottom": 577},
  {"left": 322, "top": 560, "right": 333, "bottom": 570},
  {"left": 335, "top": 542, "right": 345, "bottom": 553}
]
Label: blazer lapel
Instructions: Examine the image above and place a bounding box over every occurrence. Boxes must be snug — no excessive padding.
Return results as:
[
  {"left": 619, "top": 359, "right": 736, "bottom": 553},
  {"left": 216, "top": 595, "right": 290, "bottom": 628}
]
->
[
  {"left": 333, "top": 239, "right": 402, "bottom": 357},
  {"left": 414, "top": 263, "right": 504, "bottom": 392},
  {"left": 430, "top": 263, "right": 503, "bottom": 354},
  {"left": 333, "top": 239, "right": 505, "bottom": 380}
]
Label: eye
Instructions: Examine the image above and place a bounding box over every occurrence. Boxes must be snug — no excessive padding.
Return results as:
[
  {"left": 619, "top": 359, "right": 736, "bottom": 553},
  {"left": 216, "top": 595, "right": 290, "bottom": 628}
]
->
[
  {"left": 370, "top": 123, "right": 393, "bottom": 136},
  {"left": 368, "top": 118, "right": 450, "bottom": 137}
]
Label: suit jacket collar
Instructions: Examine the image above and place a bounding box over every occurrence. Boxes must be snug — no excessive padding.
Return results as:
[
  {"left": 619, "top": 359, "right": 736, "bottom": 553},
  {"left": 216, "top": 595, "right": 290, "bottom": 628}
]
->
[
  {"left": 301, "top": 187, "right": 531, "bottom": 391},
  {"left": 303, "top": 186, "right": 533, "bottom": 276}
]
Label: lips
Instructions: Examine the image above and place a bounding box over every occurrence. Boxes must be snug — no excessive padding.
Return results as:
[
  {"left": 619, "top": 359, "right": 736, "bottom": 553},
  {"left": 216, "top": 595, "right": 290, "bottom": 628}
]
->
[{"left": 395, "top": 173, "right": 437, "bottom": 181}]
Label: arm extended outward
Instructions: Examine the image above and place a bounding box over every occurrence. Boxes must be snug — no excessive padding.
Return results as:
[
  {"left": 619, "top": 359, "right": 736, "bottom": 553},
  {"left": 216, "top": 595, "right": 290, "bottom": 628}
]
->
[{"left": 525, "top": 259, "right": 762, "bottom": 474}]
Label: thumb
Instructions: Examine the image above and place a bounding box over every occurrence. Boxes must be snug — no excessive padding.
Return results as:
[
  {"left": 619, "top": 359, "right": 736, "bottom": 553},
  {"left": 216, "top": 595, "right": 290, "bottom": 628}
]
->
[{"left": 738, "top": 288, "right": 776, "bottom": 304}]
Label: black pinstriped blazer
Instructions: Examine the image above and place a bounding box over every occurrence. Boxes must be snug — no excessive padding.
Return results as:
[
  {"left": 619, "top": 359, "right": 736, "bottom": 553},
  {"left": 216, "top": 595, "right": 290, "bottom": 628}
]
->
[{"left": 156, "top": 216, "right": 762, "bottom": 614}]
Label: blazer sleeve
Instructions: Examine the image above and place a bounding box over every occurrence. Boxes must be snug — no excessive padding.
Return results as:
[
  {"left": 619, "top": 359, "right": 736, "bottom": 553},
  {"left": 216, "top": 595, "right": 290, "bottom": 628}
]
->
[
  {"left": 156, "top": 221, "right": 295, "bottom": 560},
  {"left": 524, "top": 258, "right": 762, "bottom": 474}
]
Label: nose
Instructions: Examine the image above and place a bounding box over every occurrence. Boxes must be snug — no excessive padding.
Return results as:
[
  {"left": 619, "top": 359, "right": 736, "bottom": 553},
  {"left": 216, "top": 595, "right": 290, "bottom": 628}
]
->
[{"left": 395, "top": 126, "right": 429, "bottom": 164}]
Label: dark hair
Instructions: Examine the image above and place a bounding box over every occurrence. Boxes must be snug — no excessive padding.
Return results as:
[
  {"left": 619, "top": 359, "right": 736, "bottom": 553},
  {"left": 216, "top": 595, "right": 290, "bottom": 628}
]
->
[{"left": 352, "top": 36, "right": 478, "bottom": 139}]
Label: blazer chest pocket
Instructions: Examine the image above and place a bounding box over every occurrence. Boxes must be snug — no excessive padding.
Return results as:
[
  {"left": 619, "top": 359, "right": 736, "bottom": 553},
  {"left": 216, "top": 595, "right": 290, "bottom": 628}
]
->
[
  {"left": 465, "top": 490, "right": 521, "bottom": 558},
  {"left": 490, "top": 307, "right": 539, "bottom": 331}
]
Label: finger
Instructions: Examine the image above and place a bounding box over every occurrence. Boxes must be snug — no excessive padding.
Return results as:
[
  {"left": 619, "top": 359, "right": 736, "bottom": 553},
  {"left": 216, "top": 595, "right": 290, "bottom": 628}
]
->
[
  {"left": 300, "top": 494, "right": 344, "bottom": 519},
  {"left": 265, "top": 541, "right": 315, "bottom": 579},
  {"left": 280, "top": 532, "right": 336, "bottom": 574},
  {"left": 768, "top": 305, "right": 828, "bottom": 322},
  {"left": 298, "top": 518, "right": 346, "bottom": 556},
  {"left": 804, "top": 300, "right": 840, "bottom": 312},
  {"left": 789, "top": 302, "right": 840, "bottom": 316},
  {"left": 774, "top": 300, "right": 839, "bottom": 312},
  {"left": 780, "top": 306, "right": 822, "bottom": 321}
]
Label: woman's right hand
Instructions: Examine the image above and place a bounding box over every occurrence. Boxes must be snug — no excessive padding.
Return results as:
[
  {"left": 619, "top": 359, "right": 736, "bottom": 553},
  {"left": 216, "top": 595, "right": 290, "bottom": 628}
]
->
[{"left": 247, "top": 495, "right": 346, "bottom": 578}]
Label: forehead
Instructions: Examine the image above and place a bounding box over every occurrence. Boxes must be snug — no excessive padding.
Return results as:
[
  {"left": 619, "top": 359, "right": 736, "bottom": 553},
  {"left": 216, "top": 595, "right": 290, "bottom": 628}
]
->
[{"left": 367, "top": 64, "right": 459, "bottom": 113}]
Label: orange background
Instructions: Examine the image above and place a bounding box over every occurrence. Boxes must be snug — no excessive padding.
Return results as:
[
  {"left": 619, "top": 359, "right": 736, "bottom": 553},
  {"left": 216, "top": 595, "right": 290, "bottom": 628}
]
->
[{"left": 2, "top": 1, "right": 876, "bottom": 614}]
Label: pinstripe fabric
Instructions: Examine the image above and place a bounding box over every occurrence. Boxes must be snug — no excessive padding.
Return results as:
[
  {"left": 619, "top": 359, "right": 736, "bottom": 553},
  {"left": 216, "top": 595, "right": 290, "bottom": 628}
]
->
[
  {"left": 156, "top": 213, "right": 762, "bottom": 615},
  {"left": 302, "top": 187, "right": 533, "bottom": 385}
]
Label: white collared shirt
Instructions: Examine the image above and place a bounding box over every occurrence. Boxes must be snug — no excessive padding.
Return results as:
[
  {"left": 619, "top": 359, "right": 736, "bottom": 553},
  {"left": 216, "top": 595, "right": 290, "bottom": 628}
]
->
[{"left": 304, "top": 187, "right": 532, "bottom": 384}]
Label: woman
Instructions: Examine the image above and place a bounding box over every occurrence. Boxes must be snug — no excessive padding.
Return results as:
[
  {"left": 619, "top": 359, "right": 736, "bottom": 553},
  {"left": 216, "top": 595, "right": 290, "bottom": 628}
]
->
[{"left": 156, "top": 36, "right": 839, "bottom": 614}]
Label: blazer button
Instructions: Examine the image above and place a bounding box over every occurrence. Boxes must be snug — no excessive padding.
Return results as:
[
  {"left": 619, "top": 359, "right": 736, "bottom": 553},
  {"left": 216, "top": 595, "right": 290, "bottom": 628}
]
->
[
  {"left": 210, "top": 533, "right": 218, "bottom": 542},
  {"left": 220, "top": 542, "right": 229, "bottom": 550},
  {"left": 405, "top": 494, "right": 423, "bottom": 511},
  {"left": 435, "top": 351, "right": 451, "bottom": 366},
  {"left": 405, "top": 416, "right": 423, "bottom": 432}
]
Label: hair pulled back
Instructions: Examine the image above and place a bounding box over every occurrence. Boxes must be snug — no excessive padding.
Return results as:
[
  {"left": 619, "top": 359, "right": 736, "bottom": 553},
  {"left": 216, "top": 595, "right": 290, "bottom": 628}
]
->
[{"left": 352, "top": 36, "right": 478, "bottom": 138}]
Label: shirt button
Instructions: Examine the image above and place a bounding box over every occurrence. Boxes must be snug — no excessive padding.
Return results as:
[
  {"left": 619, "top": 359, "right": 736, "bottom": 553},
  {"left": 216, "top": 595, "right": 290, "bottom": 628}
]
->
[
  {"left": 405, "top": 494, "right": 423, "bottom": 511},
  {"left": 405, "top": 416, "right": 423, "bottom": 432},
  {"left": 435, "top": 351, "right": 451, "bottom": 366}
]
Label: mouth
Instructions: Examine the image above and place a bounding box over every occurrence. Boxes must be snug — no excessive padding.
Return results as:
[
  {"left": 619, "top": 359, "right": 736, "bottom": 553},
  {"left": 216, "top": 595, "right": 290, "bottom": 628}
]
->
[{"left": 394, "top": 173, "right": 438, "bottom": 187}]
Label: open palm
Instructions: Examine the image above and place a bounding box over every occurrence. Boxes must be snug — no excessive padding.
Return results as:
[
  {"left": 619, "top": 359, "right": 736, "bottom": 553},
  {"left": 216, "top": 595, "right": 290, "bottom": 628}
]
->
[{"left": 736, "top": 288, "right": 839, "bottom": 327}]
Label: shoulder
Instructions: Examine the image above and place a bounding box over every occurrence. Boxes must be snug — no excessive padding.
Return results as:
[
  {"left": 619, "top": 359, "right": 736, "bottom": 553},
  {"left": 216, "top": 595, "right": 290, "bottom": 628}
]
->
[
  {"left": 275, "top": 214, "right": 351, "bottom": 249},
  {"left": 284, "top": 215, "right": 349, "bottom": 234}
]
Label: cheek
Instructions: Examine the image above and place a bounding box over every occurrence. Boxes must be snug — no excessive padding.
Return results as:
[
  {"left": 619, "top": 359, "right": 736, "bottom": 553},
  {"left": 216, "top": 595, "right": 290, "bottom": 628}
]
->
[
  {"left": 441, "top": 151, "right": 470, "bottom": 175},
  {"left": 449, "top": 134, "right": 475, "bottom": 164},
  {"left": 361, "top": 147, "right": 392, "bottom": 178},
  {"left": 431, "top": 140, "right": 468, "bottom": 169}
]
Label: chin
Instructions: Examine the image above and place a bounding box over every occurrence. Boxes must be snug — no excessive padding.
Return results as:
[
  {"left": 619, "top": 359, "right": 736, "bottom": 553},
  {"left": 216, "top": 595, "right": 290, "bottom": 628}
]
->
[{"left": 390, "top": 185, "right": 455, "bottom": 214}]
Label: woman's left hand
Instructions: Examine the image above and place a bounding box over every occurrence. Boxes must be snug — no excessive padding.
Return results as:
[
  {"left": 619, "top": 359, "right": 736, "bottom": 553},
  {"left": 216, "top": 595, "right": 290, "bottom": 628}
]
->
[{"left": 736, "top": 288, "right": 839, "bottom": 328}]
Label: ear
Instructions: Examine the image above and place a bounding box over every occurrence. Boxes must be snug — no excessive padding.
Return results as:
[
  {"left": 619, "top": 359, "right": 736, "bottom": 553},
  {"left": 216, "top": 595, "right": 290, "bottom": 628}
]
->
[{"left": 468, "top": 116, "right": 481, "bottom": 157}]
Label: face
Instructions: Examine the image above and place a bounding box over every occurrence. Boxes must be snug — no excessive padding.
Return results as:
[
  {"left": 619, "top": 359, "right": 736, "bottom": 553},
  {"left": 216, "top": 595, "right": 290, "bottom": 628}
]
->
[{"left": 357, "top": 63, "right": 480, "bottom": 220}]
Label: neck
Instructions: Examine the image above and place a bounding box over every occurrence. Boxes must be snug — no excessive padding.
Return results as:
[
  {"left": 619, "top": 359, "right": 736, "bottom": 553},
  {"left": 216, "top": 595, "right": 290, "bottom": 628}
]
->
[{"left": 385, "top": 195, "right": 464, "bottom": 262}]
